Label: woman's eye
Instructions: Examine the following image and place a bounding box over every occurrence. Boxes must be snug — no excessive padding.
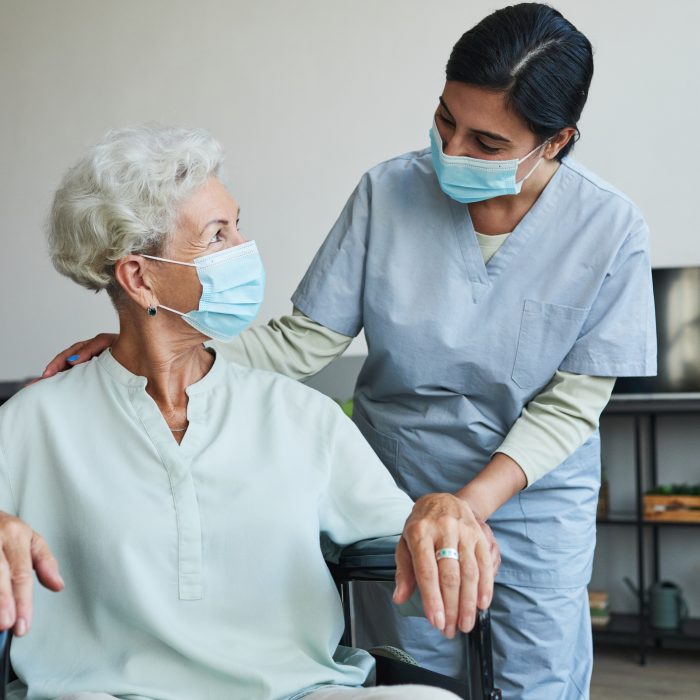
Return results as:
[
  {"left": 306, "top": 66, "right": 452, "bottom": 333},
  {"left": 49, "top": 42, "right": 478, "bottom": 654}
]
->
[
  {"left": 477, "top": 140, "right": 500, "bottom": 154},
  {"left": 438, "top": 113, "right": 455, "bottom": 127},
  {"left": 209, "top": 230, "right": 223, "bottom": 244}
]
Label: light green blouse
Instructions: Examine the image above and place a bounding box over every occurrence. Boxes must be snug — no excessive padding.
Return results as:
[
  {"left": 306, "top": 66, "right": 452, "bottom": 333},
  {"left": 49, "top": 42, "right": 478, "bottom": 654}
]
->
[{"left": 0, "top": 350, "right": 413, "bottom": 700}]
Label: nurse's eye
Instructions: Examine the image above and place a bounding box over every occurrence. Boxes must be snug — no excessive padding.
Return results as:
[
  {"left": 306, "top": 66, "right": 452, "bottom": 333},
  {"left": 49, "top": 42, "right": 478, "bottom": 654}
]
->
[
  {"left": 209, "top": 229, "right": 224, "bottom": 244},
  {"left": 438, "top": 112, "right": 455, "bottom": 127},
  {"left": 477, "top": 140, "right": 501, "bottom": 154}
]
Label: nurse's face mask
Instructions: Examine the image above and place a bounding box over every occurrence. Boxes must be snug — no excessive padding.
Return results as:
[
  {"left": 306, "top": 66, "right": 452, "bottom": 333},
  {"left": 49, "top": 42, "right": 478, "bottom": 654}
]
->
[
  {"left": 430, "top": 120, "right": 549, "bottom": 204},
  {"left": 142, "top": 240, "right": 265, "bottom": 343}
]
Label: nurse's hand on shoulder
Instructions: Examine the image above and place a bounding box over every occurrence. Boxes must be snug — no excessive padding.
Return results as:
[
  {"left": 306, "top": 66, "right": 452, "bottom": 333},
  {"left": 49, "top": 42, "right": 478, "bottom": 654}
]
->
[
  {"left": 40, "top": 333, "right": 117, "bottom": 379},
  {"left": 393, "top": 493, "right": 499, "bottom": 638},
  {"left": 0, "top": 511, "right": 64, "bottom": 635}
]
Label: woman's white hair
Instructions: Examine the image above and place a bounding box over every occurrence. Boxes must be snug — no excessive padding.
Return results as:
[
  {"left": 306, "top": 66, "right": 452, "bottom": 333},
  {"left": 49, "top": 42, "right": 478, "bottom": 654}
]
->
[{"left": 48, "top": 124, "right": 225, "bottom": 295}]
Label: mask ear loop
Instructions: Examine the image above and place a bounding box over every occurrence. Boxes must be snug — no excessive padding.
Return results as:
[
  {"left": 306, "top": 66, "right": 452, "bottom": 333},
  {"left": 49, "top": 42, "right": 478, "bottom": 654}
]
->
[
  {"left": 139, "top": 254, "right": 192, "bottom": 316},
  {"left": 141, "top": 253, "right": 196, "bottom": 267},
  {"left": 515, "top": 138, "right": 552, "bottom": 184}
]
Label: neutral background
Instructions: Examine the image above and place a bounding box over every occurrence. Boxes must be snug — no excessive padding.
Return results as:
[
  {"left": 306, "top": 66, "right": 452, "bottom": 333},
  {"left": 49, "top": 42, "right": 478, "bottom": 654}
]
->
[
  {"left": 2, "top": 1, "right": 699, "bottom": 617},
  {"left": 1, "top": 0, "right": 699, "bottom": 378}
]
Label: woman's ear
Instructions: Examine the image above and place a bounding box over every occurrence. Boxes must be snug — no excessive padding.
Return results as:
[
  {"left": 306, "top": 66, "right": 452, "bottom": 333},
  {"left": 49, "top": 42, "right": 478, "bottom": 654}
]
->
[
  {"left": 545, "top": 127, "right": 577, "bottom": 160},
  {"left": 114, "top": 255, "right": 157, "bottom": 311}
]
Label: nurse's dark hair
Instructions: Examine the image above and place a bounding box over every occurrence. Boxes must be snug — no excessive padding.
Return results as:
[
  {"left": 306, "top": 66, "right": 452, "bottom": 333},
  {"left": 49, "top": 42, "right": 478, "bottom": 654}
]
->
[{"left": 446, "top": 3, "right": 593, "bottom": 160}]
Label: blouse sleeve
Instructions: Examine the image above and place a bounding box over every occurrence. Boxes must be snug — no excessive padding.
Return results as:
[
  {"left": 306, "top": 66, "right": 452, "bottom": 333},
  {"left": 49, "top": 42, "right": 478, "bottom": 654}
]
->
[{"left": 318, "top": 402, "right": 413, "bottom": 546}]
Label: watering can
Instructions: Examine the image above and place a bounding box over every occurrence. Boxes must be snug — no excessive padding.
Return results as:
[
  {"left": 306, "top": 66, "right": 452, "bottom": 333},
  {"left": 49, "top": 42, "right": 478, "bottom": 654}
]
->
[{"left": 624, "top": 577, "right": 689, "bottom": 630}]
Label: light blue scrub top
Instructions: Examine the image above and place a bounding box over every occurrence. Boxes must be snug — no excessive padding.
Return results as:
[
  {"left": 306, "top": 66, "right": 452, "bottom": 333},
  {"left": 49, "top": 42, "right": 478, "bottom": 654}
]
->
[{"left": 292, "top": 149, "right": 657, "bottom": 589}]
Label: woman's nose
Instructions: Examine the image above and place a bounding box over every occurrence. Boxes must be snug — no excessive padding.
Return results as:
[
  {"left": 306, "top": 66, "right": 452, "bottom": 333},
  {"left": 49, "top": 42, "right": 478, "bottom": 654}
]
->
[{"left": 443, "top": 135, "right": 470, "bottom": 158}]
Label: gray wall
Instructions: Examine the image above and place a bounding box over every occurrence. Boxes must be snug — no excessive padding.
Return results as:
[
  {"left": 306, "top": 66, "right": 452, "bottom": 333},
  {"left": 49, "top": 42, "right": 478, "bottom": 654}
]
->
[{"left": 1, "top": 0, "right": 700, "bottom": 379}]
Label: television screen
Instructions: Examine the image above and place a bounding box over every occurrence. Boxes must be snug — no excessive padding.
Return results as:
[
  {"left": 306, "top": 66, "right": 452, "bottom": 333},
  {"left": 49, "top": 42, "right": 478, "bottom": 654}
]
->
[{"left": 615, "top": 266, "right": 700, "bottom": 394}]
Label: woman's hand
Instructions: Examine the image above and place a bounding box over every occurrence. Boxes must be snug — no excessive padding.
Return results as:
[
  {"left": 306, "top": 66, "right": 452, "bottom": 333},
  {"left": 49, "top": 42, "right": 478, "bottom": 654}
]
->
[
  {"left": 41, "top": 333, "right": 117, "bottom": 379},
  {"left": 393, "top": 493, "right": 499, "bottom": 638},
  {"left": 0, "top": 512, "right": 63, "bottom": 636}
]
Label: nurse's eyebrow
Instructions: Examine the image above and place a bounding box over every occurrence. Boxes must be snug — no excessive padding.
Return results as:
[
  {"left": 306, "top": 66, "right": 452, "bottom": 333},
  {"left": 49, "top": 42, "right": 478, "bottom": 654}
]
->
[
  {"left": 438, "top": 96, "right": 455, "bottom": 120},
  {"left": 439, "top": 95, "right": 512, "bottom": 144},
  {"left": 472, "top": 128, "right": 511, "bottom": 144}
]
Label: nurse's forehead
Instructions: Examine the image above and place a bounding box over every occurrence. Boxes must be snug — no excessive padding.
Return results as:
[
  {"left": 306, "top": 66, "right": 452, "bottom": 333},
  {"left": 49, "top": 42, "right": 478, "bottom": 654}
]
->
[{"left": 441, "top": 82, "right": 531, "bottom": 139}]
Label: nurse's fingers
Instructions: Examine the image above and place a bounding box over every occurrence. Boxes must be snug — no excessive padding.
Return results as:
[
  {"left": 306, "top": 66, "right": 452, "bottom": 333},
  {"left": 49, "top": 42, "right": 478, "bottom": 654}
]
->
[
  {"left": 41, "top": 340, "right": 88, "bottom": 378},
  {"left": 392, "top": 536, "right": 417, "bottom": 604},
  {"left": 42, "top": 332, "right": 117, "bottom": 378}
]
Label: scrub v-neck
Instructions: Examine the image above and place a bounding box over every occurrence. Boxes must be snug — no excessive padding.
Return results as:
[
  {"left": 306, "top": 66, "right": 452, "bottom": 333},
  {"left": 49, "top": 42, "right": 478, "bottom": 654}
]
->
[{"left": 447, "top": 162, "right": 566, "bottom": 302}]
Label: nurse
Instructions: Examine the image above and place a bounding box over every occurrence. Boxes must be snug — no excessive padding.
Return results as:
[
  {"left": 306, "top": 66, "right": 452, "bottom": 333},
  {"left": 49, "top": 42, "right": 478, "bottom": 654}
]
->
[{"left": 35, "top": 3, "right": 655, "bottom": 698}]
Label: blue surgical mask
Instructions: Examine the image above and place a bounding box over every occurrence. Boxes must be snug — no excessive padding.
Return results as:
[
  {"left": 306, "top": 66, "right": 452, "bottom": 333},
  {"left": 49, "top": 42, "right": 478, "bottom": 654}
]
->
[
  {"left": 142, "top": 240, "right": 265, "bottom": 342},
  {"left": 429, "top": 120, "right": 548, "bottom": 204}
]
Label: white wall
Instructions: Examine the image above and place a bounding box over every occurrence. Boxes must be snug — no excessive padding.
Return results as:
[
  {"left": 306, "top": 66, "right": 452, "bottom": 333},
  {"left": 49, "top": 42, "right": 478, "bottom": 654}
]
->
[{"left": 1, "top": 0, "right": 699, "bottom": 379}]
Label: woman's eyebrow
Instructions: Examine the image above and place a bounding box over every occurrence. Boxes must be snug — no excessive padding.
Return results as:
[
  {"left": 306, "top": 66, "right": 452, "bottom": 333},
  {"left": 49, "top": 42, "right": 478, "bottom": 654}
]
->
[
  {"left": 440, "top": 95, "right": 512, "bottom": 143},
  {"left": 438, "top": 96, "right": 454, "bottom": 118},
  {"left": 471, "top": 128, "right": 511, "bottom": 143},
  {"left": 200, "top": 218, "right": 229, "bottom": 234}
]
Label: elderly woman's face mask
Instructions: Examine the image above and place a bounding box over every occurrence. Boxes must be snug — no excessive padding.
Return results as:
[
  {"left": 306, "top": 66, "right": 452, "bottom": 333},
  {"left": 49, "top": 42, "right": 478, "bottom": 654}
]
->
[{"left": 142, "top": 241, "right": 265, "bottom": 342}]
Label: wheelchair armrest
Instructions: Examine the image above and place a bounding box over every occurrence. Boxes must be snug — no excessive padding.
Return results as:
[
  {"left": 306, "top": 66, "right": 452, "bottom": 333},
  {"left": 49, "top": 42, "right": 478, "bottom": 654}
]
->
[
  {"left": 331, "top": 535, "right": 401, "bottom": 582},
  {"left": 1, "top": 629, "right": 12, "bottom": 700}
]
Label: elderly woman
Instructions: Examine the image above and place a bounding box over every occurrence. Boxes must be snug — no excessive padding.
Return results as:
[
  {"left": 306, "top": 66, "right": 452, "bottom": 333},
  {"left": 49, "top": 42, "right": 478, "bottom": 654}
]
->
[{"left": 0, "top": 126, "right": 475, "bottom": 700}]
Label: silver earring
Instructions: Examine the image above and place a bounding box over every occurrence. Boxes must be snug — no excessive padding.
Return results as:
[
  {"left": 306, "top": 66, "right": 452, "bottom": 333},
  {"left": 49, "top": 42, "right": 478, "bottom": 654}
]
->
[{"left": 147, "top": 306, "right": 157, "bottom": 317}]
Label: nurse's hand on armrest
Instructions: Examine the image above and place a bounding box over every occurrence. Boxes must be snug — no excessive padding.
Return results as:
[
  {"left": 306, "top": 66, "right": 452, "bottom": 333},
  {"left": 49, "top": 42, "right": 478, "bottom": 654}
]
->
[
  {"left": 0, "top": 512, "right": 64, "bottom": 636},
  {"left": 393, "top": 493, "right": 500, "bottom": 640},
  {"left": 40, "top": 333, "right": 117, "bottom": 379}
]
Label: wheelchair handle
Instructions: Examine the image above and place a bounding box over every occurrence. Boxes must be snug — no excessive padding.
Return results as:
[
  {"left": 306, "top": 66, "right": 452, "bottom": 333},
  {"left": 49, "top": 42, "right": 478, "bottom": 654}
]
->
[{"left": 1, "top": 629, "right": 12, "bottom": 700}]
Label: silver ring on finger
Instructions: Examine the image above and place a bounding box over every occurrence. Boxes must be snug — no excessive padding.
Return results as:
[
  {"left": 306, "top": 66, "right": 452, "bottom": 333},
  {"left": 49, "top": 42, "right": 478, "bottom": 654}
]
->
[{"left": 435, "top": 547, "right": 460, "bottom": 562}]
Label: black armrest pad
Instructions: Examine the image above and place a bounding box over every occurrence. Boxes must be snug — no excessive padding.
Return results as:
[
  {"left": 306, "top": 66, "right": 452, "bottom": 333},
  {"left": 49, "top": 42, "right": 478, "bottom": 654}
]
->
[{"left": 337, "top": 535, "right": 400, "bottom": 567}]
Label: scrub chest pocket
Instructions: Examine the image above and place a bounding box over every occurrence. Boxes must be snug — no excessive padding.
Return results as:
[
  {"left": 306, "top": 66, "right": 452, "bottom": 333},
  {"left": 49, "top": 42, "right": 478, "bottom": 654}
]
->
[{"left": 512, "top": 300, "right": 589, "bottom": 390}]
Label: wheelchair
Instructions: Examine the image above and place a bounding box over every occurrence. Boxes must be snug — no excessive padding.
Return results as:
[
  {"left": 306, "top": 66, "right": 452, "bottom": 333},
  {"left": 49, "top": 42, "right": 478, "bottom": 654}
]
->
[{"left": 1, "top": 535, "right": 501, "bottom": 700}]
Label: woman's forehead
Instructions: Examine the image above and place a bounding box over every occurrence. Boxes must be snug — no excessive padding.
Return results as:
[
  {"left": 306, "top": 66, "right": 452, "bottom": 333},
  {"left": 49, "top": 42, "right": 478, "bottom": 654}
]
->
[
  {"left": 178, "top": 178, "right": 239, "bottom": 232},
  {"left": 442, "top": 81, "right": 531, "bottom": 139}
]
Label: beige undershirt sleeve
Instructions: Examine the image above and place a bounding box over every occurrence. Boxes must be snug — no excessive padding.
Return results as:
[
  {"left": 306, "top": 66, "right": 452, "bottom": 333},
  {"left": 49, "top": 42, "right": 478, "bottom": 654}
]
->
[
  {"left": 497, "top": 370, "right": 615, "bottom": 486},
  {"left": 209, "top": 309, "right": 352, "bottom": 380},
  {"left": 474, "top": 231, "right": 616, "bottom": 487}
]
